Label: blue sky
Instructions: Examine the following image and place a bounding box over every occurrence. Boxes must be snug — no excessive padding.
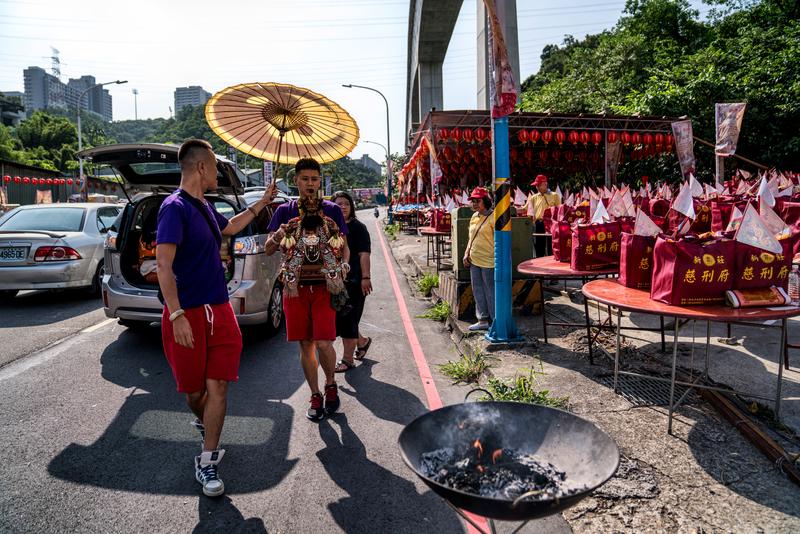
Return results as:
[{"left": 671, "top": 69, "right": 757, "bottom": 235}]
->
[{"left": 0, "top": 0, "right": 712, "bottom": 160}]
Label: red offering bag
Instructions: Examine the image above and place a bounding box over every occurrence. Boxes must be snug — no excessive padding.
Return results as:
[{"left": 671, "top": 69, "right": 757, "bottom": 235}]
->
[
  {"left": 649, "top": 199, "right": 670, "bottom": 219},
  {"left": 558, "top": 204, "right": 589, "bottom": 225},
  {"left": 551, "top": 221, "right": 572, "bottom": 263},
  {"left": 618, "top": 217, "right": 635, "bottom": 234},
  {"left": 732, "top": 238, "right": 792, "bottom": 290},
  {"left": 432, "top": 209, "right": 451, "bottom": 232},
  {"left": 542, "top": 206, "right": 557, "bottom": 233},
  {"left": 650, "top": 236, "right": 735, "bottom": 306},
  {"left": 690, "top": 202, "right": 712, "bottom": 233},
  {"left": 570, "top": 221, "right": 621, "bottom": 271},
  {"left": 777, "top": 201, "right": 800, "bottom": 227},
  {"left": 619, "top": 233, "right": 656, "bottom": 289}
]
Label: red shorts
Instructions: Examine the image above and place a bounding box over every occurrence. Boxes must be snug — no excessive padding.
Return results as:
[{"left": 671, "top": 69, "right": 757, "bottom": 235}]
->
[
  {"left": 161, "top": 302, "right": 242, "bottom": 393},
  {"left": 283, "top": 284, "right": 336, "bottom": 342}
]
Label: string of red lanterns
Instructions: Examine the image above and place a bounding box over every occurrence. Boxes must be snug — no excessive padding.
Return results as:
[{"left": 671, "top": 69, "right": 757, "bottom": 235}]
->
[{"left": 3, "top": 175, "right": 83, "bottom": 187}]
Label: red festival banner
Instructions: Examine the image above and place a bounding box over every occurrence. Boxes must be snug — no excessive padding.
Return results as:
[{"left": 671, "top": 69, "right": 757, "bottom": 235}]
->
[{"left": 483, "top": 0, "right": 517, "bottom": 118}]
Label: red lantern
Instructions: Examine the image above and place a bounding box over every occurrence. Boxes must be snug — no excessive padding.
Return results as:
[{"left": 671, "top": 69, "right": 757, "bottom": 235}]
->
[
  {"left": 568, "top": 130, "right": 579, "bottom": 145},
  {"left": 591, "top": 131, "right": 602, "bottom": 146},
  {"left": 46, "top": 178, "right": 53, "bottom": 185},
  {"left": 529, "top": 130, "right": 540, "bottom": 144},
  {"left": 542, "top": 130, "right": 553, "bottom": 145},
  {"left": 475, "top": 128, "right": 487, "bottom": 142},
  {"left": 31, "top": 178, "right": 38, "bottom": 185},
  {"left": 643, "top": 133, "right": 653, "bottom": 146},
  {"left": 654, "top": 133, "right": 665, "bottom": 147},
  {"left": 456, "top": 146, "right": 465, "bottom": 158},
  {"left": 510, "top": 148, "right": 519, "bottom": 161},
  {"left": 13, "top": 176, "right": 20, "bottom": 184},
  {"left": 608, "top": 131, "right": 618, "bottom": 144},
  {"left": 463, "top": 128, "right": 473, "bottom": 143},
  {"left": 580, "top": 131, "right": 591, "bottom": 146},
  {"left": 538, "top": 150, "right": 548, "bottom": 163},
  {"left": 450, "top": 128, "right": 462, "bottom": 142},
  {"left": 632, "top": 132, "right": 642, "bottom": 146},
  {"left": 524, "top": 148, "right": 534, "bottom": 161},
  {"left": 551, "top": 149, "right": 561, "bottom": 162},
  {"left": 555, "top": 130, "right": 566, "bottom": 146},
  {"left": 2, "top": 175, "right": 9, "bottom": 183},
  {"left": 22, "top": 177, "right": 30, "bottom": 184},
  {"left": 469, "top": 147, "right": 479, "bottom": 159},
  {"left": 665, "top": 133, "right": 674, "bottom": 148},
  {"left": 517, "top": 129, "right": 529, "bottom": 144},
  {"left": 564, "top": 150, "right": 574, "bottom": 162},
  {"left": 61, "top": 179, "right": 66, "bottom": 185},
  {"left": 437, "top": 128, "right": 449, "bottom": 141},
  {"left": 620, "top": 131, "right": 631, "bottom": 145}
]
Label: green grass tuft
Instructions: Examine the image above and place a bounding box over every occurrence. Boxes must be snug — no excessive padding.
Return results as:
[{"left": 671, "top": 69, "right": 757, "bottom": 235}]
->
[
  {"left": 418, "top": 300, "right": 450, "bottom": 322},
  {"left": 417, "top": 273, "right": 439, "bottom": 296},
  {"left": 384, "top": 222, "right": 400, "bottom": 240},
  {"left": 439, "top": 348, "right": 493, "bottom": 384},
  {"left": 481, "top": 367, "right": 569, "bottom": 409}
]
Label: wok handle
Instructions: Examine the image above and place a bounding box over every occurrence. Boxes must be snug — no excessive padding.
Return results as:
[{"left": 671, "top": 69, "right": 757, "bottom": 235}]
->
[{"left": 463, "top": 388, "right": 494, "bottom": 403}]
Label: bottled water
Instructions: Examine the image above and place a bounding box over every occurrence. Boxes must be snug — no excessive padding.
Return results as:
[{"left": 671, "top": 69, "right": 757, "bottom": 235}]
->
[{"left": 789, "top": 265, "right": 800, "bottom": 306}]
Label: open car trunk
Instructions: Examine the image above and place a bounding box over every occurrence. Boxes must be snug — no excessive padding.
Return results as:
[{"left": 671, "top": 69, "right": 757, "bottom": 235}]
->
[{"left": 118, "top": 194, "right": 235, "bottom": 290}]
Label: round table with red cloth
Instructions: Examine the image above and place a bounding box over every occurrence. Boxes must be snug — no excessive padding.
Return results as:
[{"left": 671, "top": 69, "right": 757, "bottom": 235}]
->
[{"left": 582, "top": 278, "right": 800, "bottom": 434}]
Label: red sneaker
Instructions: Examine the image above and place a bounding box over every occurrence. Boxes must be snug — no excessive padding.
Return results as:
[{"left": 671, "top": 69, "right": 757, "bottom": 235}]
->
[
  {"left": 307, "top": 393, "right": 324, "bottom": 421},
  {"left": 324, "top": 383, "right": 340, "bottom": 415}
]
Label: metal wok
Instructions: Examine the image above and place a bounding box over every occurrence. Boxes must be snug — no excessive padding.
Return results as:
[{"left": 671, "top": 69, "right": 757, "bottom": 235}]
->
[{"left": 398, "top": 401, "right": 619, "bottom": 521}]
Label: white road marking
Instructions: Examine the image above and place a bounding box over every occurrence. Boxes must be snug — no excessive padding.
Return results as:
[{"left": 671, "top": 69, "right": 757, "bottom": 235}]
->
[{"left": 81, "top": 318, "right": 116, "bottom": 333}]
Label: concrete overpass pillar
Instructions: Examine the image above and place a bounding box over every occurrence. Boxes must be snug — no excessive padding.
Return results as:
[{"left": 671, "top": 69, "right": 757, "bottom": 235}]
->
[
  {"left": 417, "top": 62, "right": 443, "bottom": 125},
  {"left": 477, "top": 0, "right": 520, "bottom": 110}
]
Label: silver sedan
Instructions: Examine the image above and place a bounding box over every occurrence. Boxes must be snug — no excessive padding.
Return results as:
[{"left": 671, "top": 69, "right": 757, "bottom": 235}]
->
[{"left": 0, "top": 203, "right": 122, "bottom": 299}]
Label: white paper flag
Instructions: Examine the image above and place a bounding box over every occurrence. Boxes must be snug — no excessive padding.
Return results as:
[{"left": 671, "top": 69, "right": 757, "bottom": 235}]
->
[
  {"left": 757, "top": 176, "right": 775, "bottom": 208},
  {"left": 735, "top": 204, "right": 783, "bottom": 254},
  {"left": 704, "top": 183, "right": 717, "bottom": 199},
  {"left": 776, "top": 186, "right": 793, "bottom": 198},
  {"left": 461, "top": 191, "right": 469, "bottom": 205},
  {"left": 726, "top": 206, "right": 744, "bottom": 232},
  {"left": 591, "top": 199, "right": 611, "bottom": 224},
  {"left": 514, "top": 187, "right": 527, "bottom": 207},
  {"left": 716, "top": 182, "right": 725, "bottom": 195},
  {"left": 445, "top": 196, "right": 456, "bottom": 213},
  {"left": 736, "top": 180, "right": 749, "bottom": 196},
  {"left": 671, "top": 182, "right": 696, "bottom": 220},
  {"left": 759, "top": 198, "right": 789, "bottom": 237},
  {"left": 633, "top": 209, "right": 662, "bottom": 237},
  {"left": 689, "top": 174, "right": 703, "bottom": 197},
  {"left": 555, "top": 184, "right": 563, "bottom": 201}
]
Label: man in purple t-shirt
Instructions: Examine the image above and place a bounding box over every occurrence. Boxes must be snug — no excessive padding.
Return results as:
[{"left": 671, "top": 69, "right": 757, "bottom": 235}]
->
[
  {"left": 265, "top": 158, "right": 350, "bottom": 421},
  {"left": 156, "top": 138, "right": 274, "bottom": 497}
]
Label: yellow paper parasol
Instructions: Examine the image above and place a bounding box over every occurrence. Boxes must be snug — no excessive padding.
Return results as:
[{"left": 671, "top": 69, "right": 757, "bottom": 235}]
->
[{"left": 205, "top": 82, "right": 359, "bottom": 164}]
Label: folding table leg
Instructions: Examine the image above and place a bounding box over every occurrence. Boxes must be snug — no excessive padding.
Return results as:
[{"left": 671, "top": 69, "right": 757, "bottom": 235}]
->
[
  {"left": 613, "top": 308, "right": 621, "bottom": 392},
  {"left": 540, "top": 277, "right": 548, "bottom": 343},
  {"left": 704, "top": 321, "right": 711, "bottom": 379},
  {"left": 668, "top": 320, "right": 681, "bottom": 435},
  {"left": 584, "top": 294, "right": 593, "bottom": 365},
  {"left": 660, "top": 316, "right": 666, "bottom": 352},
  {"left": 776, "top": 318, "right": 787, "bottom": 418}
]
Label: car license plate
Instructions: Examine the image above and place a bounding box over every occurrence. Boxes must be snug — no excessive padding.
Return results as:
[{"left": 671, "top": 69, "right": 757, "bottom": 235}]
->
[{"left": 0, "top": 247, "right": 27, "bottom": 262}]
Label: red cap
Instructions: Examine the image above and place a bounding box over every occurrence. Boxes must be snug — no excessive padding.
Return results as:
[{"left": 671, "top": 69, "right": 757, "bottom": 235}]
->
[
  {"left": 532, "top": 174, "right": 548, "bottom": 186},
  {"left": 469, "top": 186, "right": 490, "bottom": 200}
]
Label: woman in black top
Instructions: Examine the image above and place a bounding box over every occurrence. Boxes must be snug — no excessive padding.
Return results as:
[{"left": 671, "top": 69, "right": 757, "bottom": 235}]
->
[{"left": 332, "top": 191, "right": 373, "bottom": 372}]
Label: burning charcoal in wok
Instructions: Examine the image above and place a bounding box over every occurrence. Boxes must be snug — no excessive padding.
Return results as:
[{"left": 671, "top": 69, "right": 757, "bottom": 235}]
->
[{"left": 420, "top": 447, "right": 583, "bottom": 501}]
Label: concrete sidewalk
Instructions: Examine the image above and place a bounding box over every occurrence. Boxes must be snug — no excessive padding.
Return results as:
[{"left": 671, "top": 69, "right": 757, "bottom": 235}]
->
[{"left": 388, "top": 225, "right": 800, "bottom": 533}]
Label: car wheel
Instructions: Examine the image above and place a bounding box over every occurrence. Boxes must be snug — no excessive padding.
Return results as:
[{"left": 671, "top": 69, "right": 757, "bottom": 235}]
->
[
  {"left": 265, "top": 281, "right": 284, "bottom": 335},
  {"left": 88, "top": 261, "right": 105, "bottom": 296},
  {"left": 0, "top": 290, "right": 19, "bottom": 300}
]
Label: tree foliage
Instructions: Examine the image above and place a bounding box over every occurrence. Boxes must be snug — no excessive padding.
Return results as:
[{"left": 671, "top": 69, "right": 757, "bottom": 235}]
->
[{"left": 519, "top": 0, "right": 800, "bottom": 172}]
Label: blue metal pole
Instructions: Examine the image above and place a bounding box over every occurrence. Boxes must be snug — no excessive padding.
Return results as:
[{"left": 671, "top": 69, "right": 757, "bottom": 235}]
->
[{"left": 488, "top": 117, "right": 520, "bottom": 343}]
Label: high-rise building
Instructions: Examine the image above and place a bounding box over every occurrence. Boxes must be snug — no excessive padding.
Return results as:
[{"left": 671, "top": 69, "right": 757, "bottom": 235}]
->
[
  {"left": 23, "top": 67, "right": 114, "bottom": 121},
  {"left": 174, "top": 86, "right": 212, "bottom": 114}
]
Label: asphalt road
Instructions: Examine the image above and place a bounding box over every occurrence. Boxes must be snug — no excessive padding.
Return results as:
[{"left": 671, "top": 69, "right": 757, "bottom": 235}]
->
[
  {"left": 0, "top": 289, "right": 108, "bottom": 368},
  {"left": 0, "top": 213, "right": 470, "bottom": 534}
]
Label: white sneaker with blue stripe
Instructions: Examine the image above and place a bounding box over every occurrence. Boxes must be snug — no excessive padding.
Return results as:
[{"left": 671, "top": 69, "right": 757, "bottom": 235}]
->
[{"left": 195, "top": 449, "right": 225, "bottom": 497}]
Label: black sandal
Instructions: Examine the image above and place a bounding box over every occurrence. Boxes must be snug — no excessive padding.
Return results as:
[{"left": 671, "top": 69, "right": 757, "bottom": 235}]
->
[
  {"left": 335, "top": 359, "right": 356, "bottom": 373},
  {"left": 354, "top": 337, "right": 372, "bottom": 360}
]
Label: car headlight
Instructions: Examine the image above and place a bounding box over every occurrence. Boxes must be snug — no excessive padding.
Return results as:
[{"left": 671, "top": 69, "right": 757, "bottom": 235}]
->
[
  {"left": 104, "top": 231, "right": 118, "bottom": 250},
  {"left": 234, "top": 236, "right": 265, "bottom": 255}
]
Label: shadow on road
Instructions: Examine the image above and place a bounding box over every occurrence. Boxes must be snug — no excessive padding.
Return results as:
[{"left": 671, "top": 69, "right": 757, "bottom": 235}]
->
[
  {"left": 339, "top": 358, "right": 428, "bottom": 426},
  {"left": 47, "top": 328, "right": 304, "bottom": 496},
  {"left": 0, "top": 290, "right": 102, "bottom": 328},
  {"left": 193, "top": 496, "right": 267, "bottom": 533},
  {"left": 317, "top": 414, "right": 461, "bottom": 534}
]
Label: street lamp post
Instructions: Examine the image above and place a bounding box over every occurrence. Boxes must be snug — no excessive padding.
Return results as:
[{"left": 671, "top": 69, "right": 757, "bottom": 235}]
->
[
  {"left": 342, "top": 84, "right": 393, "bottom": 222},
  {"left": 77, "top": 79, "right": 127, "bottom": 198}
]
